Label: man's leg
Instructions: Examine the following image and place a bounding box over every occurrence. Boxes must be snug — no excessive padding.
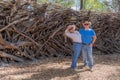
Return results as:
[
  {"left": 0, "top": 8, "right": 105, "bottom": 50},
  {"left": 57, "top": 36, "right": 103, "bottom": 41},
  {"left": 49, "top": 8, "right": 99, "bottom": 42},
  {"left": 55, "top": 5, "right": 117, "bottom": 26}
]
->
[
  {"left": 71, "top": 43, "right": 82, "bottom": 69},
  {"left": 87, "top": 46, "right": 94, "bottom": 69},
  {"left": 82, "top": 45, "right": 88, "bottom": 67}
]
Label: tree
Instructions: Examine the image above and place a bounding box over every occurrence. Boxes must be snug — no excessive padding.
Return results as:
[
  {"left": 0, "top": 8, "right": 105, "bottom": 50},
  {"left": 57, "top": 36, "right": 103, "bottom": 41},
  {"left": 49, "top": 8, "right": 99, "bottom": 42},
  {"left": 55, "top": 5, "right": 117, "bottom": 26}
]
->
[
  {"left": 37, "top": 0, "right": 119, "bottom": 12},
  {"left": 37, "top": 0, "right": 74, "bottom": 8},
  {"left": 113, "top": 0, "right": 120, "bottom": 12},
  {"left": 101, "top": 0, "right": 120, "bottom": 12},
  {"left": 119, "top": 0, "right": 120, "bottom": 11},
  {"left": 83, "top": 0, "right": 108, "bottom": 11},
  {"left": 80, "top": 0, "right": 84, "bottom": 10}
]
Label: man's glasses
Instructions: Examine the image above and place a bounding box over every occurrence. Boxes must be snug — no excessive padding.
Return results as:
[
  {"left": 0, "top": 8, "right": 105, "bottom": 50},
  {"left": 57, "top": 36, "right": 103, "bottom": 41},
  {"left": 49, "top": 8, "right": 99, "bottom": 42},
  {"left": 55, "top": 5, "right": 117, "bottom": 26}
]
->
[{"left": 84, "top": 23, "right": 89, "bottom": 25}]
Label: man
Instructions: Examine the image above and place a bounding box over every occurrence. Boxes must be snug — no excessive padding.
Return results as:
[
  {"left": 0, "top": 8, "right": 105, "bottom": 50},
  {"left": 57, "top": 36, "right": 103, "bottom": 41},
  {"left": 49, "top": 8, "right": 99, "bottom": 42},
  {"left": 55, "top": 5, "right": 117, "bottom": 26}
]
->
[
  {"left": 65, "top": 24, "right": 82, "bottom": 69},
  {"left": 79, "top": 20, "right": 97, "bottom": 71}
]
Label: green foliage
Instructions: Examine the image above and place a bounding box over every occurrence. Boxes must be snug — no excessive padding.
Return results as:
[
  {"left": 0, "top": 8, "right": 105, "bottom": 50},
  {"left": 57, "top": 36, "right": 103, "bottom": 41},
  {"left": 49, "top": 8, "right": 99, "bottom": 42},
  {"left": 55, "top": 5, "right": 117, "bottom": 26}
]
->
[
  {"left": 37, "top": 0, "right": 74, "bottom": 8},
  {"left": 37, "top": 0, "right": 48, "bottom": 3},
  {"left": 37, "top": 0, "right": 119, "bottom": 12},
  {"left": 84, "top": 0, "right": 109, "bottom": 12}
]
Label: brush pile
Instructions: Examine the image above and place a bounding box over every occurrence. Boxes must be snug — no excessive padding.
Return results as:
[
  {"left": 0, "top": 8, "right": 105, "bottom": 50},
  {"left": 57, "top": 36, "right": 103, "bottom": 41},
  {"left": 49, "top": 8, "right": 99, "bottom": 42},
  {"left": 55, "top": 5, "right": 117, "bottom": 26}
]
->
[{"left": 0, "top": 0, "right": 119, "bottom": 63}]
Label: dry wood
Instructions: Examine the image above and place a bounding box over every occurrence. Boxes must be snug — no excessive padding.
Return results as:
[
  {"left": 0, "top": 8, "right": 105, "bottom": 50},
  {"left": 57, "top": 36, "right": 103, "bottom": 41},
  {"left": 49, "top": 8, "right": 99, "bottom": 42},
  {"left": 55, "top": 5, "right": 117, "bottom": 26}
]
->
[
  {"left": 0, "top": 51, "right": 24, "bottom": 62},
  {"left": 0, "top": 1, "right": 119, "bottom": 63}
]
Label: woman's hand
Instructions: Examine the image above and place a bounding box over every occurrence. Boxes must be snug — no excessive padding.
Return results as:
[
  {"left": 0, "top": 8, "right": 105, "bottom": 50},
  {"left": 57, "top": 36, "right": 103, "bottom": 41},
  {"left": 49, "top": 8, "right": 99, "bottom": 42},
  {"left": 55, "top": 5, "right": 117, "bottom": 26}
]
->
[{"left": 67, "top": 25, "right": 73, "bottom": 30}]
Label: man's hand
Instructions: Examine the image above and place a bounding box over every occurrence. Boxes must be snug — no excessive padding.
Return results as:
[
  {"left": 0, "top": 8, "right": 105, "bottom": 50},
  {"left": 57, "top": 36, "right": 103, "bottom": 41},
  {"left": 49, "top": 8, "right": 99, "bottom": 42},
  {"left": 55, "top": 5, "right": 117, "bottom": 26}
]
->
[
  {"left": 89, "top": 43, "right": 93, "bottom": 47},
  {"left": 89, "top": 36, "right": 97, "bottom": 47}
]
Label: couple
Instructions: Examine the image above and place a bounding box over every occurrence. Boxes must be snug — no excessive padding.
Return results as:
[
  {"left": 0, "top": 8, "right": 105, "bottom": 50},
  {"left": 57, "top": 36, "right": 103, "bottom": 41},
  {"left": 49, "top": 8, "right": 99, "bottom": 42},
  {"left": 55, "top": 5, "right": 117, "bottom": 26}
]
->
[{"left": 65, "top": 20, "right": 97, "bottom": 71}]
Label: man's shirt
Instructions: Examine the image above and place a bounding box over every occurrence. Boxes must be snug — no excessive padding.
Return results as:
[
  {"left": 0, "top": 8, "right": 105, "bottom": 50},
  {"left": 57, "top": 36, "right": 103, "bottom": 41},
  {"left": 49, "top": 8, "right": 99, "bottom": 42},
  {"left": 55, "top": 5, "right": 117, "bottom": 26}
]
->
[{"left": 79, "top": 28, "right": 96, "bottom": 44}]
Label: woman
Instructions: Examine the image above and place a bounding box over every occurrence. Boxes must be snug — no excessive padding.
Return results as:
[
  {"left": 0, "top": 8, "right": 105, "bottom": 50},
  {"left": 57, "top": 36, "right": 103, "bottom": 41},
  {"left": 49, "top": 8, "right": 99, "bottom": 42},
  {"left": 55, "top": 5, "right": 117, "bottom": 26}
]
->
[{"left": 65, "top": 24, "right": 82, "bottom": 69}]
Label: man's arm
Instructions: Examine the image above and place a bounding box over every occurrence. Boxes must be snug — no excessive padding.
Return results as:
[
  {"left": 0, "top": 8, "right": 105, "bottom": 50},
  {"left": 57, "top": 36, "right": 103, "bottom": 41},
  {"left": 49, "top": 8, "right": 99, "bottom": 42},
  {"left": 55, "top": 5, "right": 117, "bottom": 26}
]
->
[
  {"left": 89, "top": 36, "right": 97, "bottom": 47},
  {"left": 92, "top": 36, "right": 97, "bottom": 44}
]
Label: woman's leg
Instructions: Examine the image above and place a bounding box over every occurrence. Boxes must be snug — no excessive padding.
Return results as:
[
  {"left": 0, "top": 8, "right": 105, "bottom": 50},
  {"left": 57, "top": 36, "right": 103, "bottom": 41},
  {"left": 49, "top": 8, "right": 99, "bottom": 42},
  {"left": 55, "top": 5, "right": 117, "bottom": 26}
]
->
[{"left": 71, "top": 43, "right": 82, "bottom": 69}]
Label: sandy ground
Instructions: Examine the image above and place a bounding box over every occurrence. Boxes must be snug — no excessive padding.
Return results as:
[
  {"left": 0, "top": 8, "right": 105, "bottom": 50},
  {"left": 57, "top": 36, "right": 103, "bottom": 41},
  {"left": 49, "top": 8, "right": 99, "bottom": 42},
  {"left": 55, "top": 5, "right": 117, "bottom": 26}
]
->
[{"left": 0, "top": 54, "right": 120, "bottom": 80}]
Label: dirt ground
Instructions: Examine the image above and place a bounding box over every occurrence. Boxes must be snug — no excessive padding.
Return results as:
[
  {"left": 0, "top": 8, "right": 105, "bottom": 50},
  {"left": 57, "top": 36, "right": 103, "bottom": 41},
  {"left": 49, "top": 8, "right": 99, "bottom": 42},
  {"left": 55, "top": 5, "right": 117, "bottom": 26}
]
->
[{"left": 0, "top": 53, "right": 120, "bottom": 80}]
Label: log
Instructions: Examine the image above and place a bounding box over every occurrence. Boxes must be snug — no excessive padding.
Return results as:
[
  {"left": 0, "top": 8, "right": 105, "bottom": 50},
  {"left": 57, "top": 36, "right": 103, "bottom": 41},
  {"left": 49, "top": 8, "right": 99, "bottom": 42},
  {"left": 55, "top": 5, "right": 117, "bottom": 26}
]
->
[
  {"left": 0, "top": 51, "right": 24, "bottom": 62},
  {"left": 0, "top": 17, "right": 29, "bottom": 32},
  {"left": 0, "top": 0, "right": 119, "bottom": 63}
]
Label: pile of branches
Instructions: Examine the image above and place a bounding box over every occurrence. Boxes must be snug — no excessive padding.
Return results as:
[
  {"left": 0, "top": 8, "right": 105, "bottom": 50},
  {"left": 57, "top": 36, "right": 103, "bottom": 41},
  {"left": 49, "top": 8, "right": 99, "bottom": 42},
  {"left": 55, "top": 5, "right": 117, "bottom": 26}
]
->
[{"left": 0, "top": 1, "right": 119, "bottom": 63}]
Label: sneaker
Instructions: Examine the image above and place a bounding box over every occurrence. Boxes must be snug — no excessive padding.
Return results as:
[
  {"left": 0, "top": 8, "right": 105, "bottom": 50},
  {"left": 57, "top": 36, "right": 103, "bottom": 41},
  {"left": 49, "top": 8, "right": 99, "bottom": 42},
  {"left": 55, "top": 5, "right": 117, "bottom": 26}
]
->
[
  {"left": 82, "top": 66, "right": 89, "bottom": 70},
  {"left": 89, "top": 68, "right": 93, "bottom": 72},
  {"left": 71, "top": 66, "right": 76, "bottom": 69},
  {"left": 70, "top": 67, "right": 81, "bottom": 71},
  {"left": 74, "top": 68, "right": 82, "bottom": 71}
]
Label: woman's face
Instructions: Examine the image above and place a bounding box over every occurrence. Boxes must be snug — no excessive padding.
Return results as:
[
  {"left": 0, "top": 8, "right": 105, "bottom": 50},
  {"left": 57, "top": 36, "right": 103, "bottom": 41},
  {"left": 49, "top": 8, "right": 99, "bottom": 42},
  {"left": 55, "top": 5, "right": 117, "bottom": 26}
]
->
[{"left": 69, "top": 25, "right": 76, "bottom": 33}]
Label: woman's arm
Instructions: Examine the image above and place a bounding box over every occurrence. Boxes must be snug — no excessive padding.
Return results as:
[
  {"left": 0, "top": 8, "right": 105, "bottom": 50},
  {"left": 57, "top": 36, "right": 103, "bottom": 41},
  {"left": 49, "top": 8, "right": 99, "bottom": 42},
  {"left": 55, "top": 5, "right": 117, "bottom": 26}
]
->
[
  {"left": 64, "top": 26, "right": 72, "bottom": 36},
  {"left": 64, "top": 27, "right": 72, "bottom": 43}
]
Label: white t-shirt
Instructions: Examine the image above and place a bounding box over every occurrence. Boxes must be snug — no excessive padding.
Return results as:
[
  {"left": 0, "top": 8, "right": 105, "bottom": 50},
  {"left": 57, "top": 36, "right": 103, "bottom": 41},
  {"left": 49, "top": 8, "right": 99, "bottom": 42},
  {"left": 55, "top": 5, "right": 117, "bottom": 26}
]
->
[{"left": 65, "top": 30, "right": 82, "bottom": 43}]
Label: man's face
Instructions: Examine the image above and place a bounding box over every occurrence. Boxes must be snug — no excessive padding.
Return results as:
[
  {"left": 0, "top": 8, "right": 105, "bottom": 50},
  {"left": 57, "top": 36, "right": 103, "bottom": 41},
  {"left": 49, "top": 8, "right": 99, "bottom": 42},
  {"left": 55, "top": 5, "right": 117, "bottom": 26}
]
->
[{"left": 83, "top": 21, "right": 91, "bottom": 28}]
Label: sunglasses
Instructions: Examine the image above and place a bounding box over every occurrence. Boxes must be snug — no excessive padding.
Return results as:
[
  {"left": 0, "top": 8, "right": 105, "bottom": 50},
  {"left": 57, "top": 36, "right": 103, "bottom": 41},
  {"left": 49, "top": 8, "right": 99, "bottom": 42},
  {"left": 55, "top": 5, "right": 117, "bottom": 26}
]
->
[{"left": 84, "top": 23, "right": 89, "bottom": 25}]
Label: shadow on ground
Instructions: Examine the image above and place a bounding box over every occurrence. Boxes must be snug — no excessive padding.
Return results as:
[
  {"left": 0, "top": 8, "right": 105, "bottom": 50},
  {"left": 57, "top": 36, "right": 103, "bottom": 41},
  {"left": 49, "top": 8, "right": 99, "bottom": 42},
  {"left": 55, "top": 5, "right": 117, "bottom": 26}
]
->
[
  {"left": 107, "top": 68, "right": 120, "bottom": 80},
  {"left": 93, "top": 54, "right": 120, "bottom": 66},
  {"left": 23, "top": 68, "right": 80, "bottom": 80}
]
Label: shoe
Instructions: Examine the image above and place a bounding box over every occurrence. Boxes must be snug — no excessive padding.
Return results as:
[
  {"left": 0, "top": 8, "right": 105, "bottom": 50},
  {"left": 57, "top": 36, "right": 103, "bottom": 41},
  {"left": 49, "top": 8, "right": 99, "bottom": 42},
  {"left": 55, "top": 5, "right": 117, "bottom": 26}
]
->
[
  {"left": 73, "top": 68, "right": 81, "bottom": 71},
  {"left": 89, "top": 68, "right": 93, "bottom": 72},
  {"left": 82, "top": 64, "right": 88, "bottom": 68},
  {"left": 70, "top": 67, "right": 81, "bottom": 71},
  {"left": 71, "top": 66, "right": 76, "bottom": 69},
  {"left": 82, "top": 66, "right": 89, "bottom": 70}
]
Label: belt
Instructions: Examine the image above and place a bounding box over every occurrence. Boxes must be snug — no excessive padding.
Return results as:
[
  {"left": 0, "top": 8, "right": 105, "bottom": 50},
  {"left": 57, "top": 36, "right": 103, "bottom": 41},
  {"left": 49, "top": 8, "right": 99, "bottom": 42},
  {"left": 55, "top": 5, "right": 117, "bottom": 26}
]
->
[
  {"left": 82, "top": 43, "right": 89, "bottom": 45},
  {"left": 73, "top": 42, "right": 82, "bottom": 44}
]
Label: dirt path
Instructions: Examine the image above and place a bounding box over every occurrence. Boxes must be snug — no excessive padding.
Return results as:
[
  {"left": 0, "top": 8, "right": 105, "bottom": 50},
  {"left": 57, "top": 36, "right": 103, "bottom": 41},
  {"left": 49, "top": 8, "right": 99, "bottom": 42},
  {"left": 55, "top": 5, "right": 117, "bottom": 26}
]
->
[{"left": 0, "top": 54, "right": 120, "bottom": 80}]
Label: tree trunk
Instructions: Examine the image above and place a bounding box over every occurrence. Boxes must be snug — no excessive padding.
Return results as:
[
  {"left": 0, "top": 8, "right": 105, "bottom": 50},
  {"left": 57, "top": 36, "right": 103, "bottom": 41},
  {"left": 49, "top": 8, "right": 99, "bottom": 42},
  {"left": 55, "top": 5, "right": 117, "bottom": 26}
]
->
[
  {"left": 119, "top": 0, "right": 120, "bottom": 11},
  {"left": 80, "top": 0, "right": 84, "bottom": 10}
]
